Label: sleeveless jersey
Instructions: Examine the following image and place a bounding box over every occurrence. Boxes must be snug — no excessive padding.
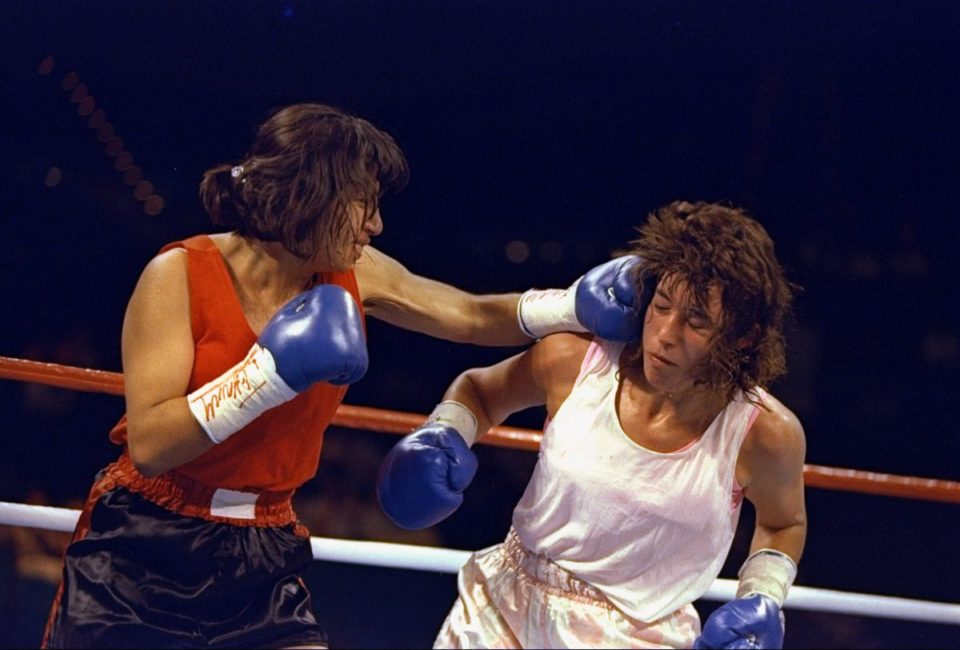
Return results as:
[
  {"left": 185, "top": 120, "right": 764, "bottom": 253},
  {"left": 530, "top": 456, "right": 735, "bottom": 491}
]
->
[
  {"left": 512, "top": 337, "right": 763, "bottom": 622},
  {"left": 108, "top": 234, "right": 364, "bottom": 492}
]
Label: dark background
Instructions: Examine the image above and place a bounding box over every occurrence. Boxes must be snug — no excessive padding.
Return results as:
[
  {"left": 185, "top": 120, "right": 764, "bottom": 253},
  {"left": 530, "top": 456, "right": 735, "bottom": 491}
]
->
[{"left": 1, "top": 1, "right": 958, "bottom": 648}]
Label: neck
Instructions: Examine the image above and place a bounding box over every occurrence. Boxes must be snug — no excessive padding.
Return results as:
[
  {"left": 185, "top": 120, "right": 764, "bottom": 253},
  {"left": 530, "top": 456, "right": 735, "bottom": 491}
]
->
[
  {"left": 620, "top": 345, "right": 726, "bottom": 428},
  {"left": 225, "top": 233, "right": 318, "bottom": 296}
]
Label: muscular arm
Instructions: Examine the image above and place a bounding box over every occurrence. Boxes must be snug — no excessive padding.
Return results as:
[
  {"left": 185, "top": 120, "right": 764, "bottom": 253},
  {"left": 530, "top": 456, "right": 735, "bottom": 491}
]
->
[
  {"left": 442, "top": 332, "right": 590, "bottom": 440},
  {"left": 375, "top": 332, "right": 590, "bottom": 529},
  {"left": 122, "top": 249, "right": 215, "bottom": 476},
  {"left": 355, "top": 246, "right": 529, "bottom": 346},
  {"left": 737, "top": 396, "right": 808, "bottom": 563}
]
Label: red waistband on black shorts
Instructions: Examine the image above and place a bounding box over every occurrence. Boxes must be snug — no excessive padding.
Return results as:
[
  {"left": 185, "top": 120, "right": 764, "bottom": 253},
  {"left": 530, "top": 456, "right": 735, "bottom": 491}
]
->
[{"left": 103, "top": 452, "right": 301, "bottom": 529}]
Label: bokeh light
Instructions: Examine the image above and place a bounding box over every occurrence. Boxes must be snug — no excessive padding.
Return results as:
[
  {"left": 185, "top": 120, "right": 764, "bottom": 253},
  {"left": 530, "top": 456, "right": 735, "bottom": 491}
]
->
[
  {"left": 133, "top": 180, "right": 154, "bottom": 201},
  {"left": 43, "top": 167, "right": 62, "bottom": 187},
  {"left": 505, "top": 240, "right": 531, "bottom": 264}
]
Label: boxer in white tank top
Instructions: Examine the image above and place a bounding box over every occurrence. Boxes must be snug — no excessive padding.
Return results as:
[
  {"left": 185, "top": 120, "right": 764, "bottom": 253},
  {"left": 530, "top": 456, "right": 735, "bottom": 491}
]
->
[{"left": 377, "top": 202, "right": 808, "bottom": 649}]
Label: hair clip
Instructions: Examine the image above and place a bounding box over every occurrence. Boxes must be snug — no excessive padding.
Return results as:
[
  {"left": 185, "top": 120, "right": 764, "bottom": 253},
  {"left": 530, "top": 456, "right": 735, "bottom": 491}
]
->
[{"left": 231, "top": 165, "right": 245, "bottom": 179}]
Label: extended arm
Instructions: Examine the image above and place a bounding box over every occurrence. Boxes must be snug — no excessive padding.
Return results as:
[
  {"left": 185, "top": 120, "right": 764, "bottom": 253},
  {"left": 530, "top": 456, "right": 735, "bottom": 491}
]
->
[{"left": 356, "top": 247, "right": 649, "bottom": 345}]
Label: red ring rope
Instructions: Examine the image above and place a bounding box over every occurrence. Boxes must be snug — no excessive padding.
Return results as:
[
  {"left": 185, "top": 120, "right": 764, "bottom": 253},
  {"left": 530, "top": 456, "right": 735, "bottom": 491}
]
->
[{"left": 1, "top": 355, "right": 958, "bottom": 504}]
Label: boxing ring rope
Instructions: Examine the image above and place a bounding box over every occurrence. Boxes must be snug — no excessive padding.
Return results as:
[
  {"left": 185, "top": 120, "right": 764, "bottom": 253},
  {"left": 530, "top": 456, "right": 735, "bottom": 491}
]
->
[
  {"left": 1, "top": 499, "right": 958, "bottom": 626},
  {"left": 1, "top": 355, "right": 959, "bottom": 627},
  {"left": 2, "top": 355, "right": 959, "bottom": 503}
]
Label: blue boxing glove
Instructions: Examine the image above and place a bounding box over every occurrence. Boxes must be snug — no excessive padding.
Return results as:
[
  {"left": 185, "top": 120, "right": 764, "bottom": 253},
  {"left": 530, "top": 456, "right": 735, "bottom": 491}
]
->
[
  {"left": 694, "top": 595, "right": 784, "bottom": 649},
  {"left": 377, "top": 401, "right": 479, "bottom": 530},
  {"left": 188, "top": 284, "right": 367, "bottom": 443},
  {"left": 695, "top": 549, "right": 798, "bottom": 649},
  {"left": 518, "top": 255, "right": 651, "bottom": 342},
  {"left": 575, "top": 256, "right": 648, "bottom": 341},
  {"left": 258, "top": 284, "right": 368, "bottom": 389}
]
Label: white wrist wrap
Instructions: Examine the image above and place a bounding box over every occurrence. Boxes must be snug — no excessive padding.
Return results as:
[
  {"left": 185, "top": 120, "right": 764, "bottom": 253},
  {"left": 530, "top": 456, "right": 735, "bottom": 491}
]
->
[
  {"left": 517, "top": 278, "right": 586, "bottom": 339},
  {"left": 736, "top": 548, "right": 798, "bottom": 606},
  {"left": 427, "top": 400, "right": 479, "bottom": 447},
  {"left": 187, "top": 344, "right": 297, "bottom": 444}
]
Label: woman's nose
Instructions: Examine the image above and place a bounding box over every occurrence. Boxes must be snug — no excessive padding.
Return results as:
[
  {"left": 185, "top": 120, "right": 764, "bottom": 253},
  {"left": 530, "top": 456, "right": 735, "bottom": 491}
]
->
[
  {"left": 366, "top": 209, "right": 383, "bottom": 236},
  {"left": 657, "top": 313, "right": 681, "bottom": 346}
]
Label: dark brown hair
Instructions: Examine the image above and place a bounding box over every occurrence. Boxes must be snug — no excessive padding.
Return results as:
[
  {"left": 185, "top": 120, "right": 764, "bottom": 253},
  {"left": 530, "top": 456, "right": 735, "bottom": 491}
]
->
[
  {"left": 199, "top": 103, "right": 409, "bottom": 259},
  {"left": 626, "top": 201, "right": 797, "bottom": 401}
]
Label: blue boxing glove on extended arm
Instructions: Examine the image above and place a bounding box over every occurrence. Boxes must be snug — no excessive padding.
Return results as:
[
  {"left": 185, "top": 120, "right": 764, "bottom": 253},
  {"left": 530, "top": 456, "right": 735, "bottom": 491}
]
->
[
  {"left": 695, "top": 549, "right": 798, "bottom": 650},
  {"left": 518, "top": 255, "right": 651, "bottom": 342},
  {"left": 377, "top": 401, "right": 479, "bottom": 530},
  {"left": 187, "top": 284, "right": 368, "bottom": 444}
]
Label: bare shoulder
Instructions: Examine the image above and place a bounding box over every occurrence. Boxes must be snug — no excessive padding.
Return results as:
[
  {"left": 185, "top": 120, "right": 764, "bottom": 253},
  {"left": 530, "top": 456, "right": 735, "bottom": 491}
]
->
[
  {"left": 531, "top": 333, "right": 593, "bottom": 416},
  {"left": 742, "top": 390, "right": 806, "bottom": 466},
  {"left": 126, "top": 247, "right": 190, "bottom": 320},
  {"left": 135, "top": 247, "right": 188, "bottom": 291},
  {"left": 532, "top": 332, "right": 593, "bottom": 371}
]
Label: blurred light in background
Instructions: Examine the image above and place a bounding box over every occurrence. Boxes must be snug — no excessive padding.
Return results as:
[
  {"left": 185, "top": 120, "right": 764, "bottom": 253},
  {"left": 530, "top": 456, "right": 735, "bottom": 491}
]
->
[
  {"left": 104, "top": 136, "right": 124, "bottom": 157},
  {"left": 61, "top": 71, "right": 78, "bottom": 91},
  {"left": 122, "top": 166, "right": 143, "bottom": 186},
  {"left": 133, "top": 180, "right": 154, "bottom": 201},
  {"left": 43, "top": 167, "right": 62, "bottom": 188},
  {"left": 144, "top": 194, "right": 165, "bottom": 216},
  {"left": 42, "top": 58, "right": 166, "bottom": 216},
  {"left": 114, "top": 151, "right": 134, "bottom": 172},
  {"left": 37, "top": 56, "right": 55, "bottom": 75},
  {"left": 87, "top": 109, "right": 106, "bottom": 129},
  {"left": 505, "top": 240, "right": 530, "bottom": 264}
]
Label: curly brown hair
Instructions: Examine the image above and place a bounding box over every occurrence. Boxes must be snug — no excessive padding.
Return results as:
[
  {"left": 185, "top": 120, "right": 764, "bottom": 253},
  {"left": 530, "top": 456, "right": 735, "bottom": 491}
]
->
[
  {"left": 199, "top": 103, "right": 409, "bottom": 259},
  {"left": 625, "top": 201, "right": 797, "bottom": 401}
]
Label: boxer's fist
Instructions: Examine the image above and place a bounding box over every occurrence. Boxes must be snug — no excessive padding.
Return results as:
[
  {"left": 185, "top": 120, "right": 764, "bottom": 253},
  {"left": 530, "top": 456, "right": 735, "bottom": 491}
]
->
[
  {"left": 188, "top": 284, "right": 367, "bottom": 444},
  {"left": 518, "top": 255, "right": 652, "bottom": 341},
  {"left": 574, "top": 255, "right": 649, "bottom": 342},
  {"left": 259, "top": 284, "right": 368, "bottom": 389},
  {"left": 694, "top": 595, "right": 785, "bottom": 649},
  {"left": 377, "top": 423, "right": 478, "bottom": 530}
]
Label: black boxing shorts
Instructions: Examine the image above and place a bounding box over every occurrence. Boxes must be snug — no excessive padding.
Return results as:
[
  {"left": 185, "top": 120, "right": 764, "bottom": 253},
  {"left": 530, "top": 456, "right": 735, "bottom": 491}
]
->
[{"left": 43, "top": 473, "right": 327, "bottom": 649}]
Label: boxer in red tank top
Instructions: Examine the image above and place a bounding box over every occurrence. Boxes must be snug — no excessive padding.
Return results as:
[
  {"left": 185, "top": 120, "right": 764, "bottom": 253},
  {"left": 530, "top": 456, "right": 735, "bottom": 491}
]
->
[{"left": 43, "top": 104, "right": 651, "bottom": 648}]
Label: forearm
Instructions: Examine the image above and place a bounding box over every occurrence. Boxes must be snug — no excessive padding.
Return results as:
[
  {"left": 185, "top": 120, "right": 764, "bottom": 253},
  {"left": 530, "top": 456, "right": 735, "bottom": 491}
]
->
[
  {"left": 126, "top": 398, "right": 214, "bottom": 477},
  {"left": 735, "top": 520, "right": 806, "bottom": 607},
  {"left": 749, "top": 520, "right": 807, "bottom": 564},
  {"left": 442, "top": 374, "right": 497, "bottom": 441},
  {"left": 458, "top": 293, "right": 530, "bottom": 346},
  {"left": 442, "top": 360, "right": 536, "bottom": 443}
]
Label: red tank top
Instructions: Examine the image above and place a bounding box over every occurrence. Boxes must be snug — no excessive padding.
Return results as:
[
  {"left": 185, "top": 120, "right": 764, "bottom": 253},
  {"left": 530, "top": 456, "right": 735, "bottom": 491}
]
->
[{"left": 109, "top": 234, "right": 364, "bottom": 491}]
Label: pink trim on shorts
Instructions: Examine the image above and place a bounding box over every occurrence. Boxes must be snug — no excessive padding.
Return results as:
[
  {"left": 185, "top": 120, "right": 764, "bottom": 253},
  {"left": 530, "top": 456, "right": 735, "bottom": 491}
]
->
[{"left": 503, "top": 528, "right": 614, "bottom": 608}]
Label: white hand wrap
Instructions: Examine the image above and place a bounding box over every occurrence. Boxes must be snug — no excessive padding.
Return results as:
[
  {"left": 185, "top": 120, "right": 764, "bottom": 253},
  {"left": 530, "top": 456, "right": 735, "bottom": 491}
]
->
[
  {"left": 517, "top": 279, "right": 586, "bottom": 339},
  {"left": 427, "top": 400, "right": 479, "bottom": 447},
  {"left": 187, "top": 344, "right": 297, "bottom": 444},
  {"left": 736, "top": 548, "right": 798, "bottom": 607}
]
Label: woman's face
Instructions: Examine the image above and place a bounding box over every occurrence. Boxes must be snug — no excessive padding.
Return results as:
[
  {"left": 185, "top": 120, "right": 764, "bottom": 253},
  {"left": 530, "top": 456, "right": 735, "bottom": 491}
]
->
[
  {"left": 340, "top": 198, "right": 383, "bottom": 269},
  {"left": 314, "top": 192, "right": 384, "bottom": 272},
  {"left": 641, "top": 276, "right": 723, "bottom": 396}
]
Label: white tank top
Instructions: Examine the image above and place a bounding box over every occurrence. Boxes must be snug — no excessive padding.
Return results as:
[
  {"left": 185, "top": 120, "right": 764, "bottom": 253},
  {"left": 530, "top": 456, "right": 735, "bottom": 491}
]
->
[{"left": 512, "top": 337, "right": 763, "bottom": 622}]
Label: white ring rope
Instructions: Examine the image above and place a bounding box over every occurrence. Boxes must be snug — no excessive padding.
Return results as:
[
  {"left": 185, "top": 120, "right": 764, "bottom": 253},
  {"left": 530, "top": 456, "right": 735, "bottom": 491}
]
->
[{"left": 2, "top": 501, "right": 958, "bottom": 626}]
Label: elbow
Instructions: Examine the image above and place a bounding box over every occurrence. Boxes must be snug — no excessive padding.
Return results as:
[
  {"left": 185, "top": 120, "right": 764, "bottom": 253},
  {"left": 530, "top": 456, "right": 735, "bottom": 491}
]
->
[
  {"left": 127, "top": 444, "right": 163, "bottom": 478},
  {"left": 125, "top": 427, "right": 166, "bottom": 478},
  {"left": 456, "top": 370, "right": 500, "bottom": 429}
]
